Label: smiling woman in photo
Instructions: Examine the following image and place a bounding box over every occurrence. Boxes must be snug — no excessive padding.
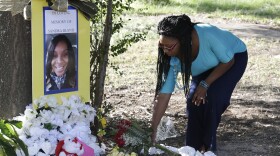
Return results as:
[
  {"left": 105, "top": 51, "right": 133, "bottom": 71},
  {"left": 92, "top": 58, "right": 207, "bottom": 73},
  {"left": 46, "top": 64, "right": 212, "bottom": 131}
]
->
[{"left": 45, "top": 34, "right": 76, "bottom": 91}]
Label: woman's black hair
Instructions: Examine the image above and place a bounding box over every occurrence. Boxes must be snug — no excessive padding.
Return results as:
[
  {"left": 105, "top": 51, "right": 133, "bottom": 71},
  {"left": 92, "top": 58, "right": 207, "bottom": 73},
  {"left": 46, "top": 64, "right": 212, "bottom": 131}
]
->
[
  {"left": 46, "top": 34, "right": 76, "bottom": 86},
  {"left": 155, "top": 14, "right": 196, "bottom": 97}
]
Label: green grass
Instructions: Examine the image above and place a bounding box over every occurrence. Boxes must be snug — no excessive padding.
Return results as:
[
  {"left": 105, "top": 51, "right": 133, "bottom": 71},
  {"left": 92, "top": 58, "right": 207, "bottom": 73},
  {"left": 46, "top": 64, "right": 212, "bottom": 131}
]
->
[
  {"left": 240, "top": 38, "right": 280, "bottom": 88},
  {"left": 129, "top": 0, "right": 280, "bottom": 26}
]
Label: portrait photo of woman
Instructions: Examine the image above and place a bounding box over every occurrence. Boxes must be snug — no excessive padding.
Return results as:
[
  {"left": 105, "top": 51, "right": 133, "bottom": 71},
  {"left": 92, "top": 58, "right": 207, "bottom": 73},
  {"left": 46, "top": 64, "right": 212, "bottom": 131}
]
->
[{"left": 45, "top": 34, "right": 77, "bottom": 93}]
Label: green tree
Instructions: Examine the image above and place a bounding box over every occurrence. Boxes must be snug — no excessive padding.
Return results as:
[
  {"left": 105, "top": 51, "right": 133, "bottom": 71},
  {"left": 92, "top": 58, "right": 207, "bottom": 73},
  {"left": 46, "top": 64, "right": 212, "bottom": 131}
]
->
[{"left": 90, "top": 0, "right": 147, "bottom": 108}]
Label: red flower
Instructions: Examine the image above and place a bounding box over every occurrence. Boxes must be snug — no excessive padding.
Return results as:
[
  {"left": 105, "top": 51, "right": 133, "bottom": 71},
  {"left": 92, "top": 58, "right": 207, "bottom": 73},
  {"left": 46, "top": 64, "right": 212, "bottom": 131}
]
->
[
  {"left": 113, "top": 119, "right": 132, "bottom": 147},
  {"left": 117, "top": 119, "right": 131, "bottom": 131},
  {"left": 114, "top": 130, "right": 125, "bottom": 147}
]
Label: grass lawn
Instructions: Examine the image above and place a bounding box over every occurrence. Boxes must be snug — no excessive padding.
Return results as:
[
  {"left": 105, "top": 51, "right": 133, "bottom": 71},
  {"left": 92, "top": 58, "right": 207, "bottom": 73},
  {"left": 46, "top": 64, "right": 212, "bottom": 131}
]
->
[{"left": 129, "top": 0, "right": 280, "bottom": 26}]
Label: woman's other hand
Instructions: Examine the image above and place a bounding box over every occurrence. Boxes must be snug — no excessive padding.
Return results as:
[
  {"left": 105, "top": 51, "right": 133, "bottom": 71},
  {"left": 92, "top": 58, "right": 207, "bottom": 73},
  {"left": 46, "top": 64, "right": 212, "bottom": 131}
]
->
[{"left": 192, "top": 85, "right": 207, "bottom": 106}]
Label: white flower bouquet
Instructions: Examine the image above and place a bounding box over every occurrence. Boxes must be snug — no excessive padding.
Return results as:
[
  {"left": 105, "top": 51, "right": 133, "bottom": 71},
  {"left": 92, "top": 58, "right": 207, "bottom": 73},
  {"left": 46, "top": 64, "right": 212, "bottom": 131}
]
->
[{"left": 15, "top": 95, "right": 105, "bottom": 156}]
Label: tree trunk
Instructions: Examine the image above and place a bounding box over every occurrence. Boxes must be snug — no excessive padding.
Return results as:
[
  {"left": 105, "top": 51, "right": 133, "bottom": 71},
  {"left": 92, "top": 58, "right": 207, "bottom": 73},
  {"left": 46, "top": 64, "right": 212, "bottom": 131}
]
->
[
  {"left": 93, "top": 0, "right": 112, "bottom": 108},
  {"left": 0, "top": 11, "right": 32, "bottom": 119}
]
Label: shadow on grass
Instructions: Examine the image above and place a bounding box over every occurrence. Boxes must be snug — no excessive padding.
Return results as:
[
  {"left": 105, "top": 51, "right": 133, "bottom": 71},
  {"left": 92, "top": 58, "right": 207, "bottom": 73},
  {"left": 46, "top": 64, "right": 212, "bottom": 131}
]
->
[
  {"left": 103, "top": 83, "right": 280, "bottom": 154},
  {"left": 186, "top": 1, "right": 279, "bottom": 19},
  {"left": 141, "top": 1, "right": 280, "bottom": 19},
  {"left": 162, "top": 84, "right": 280, "bottom": 153},
  {"left": 217, "top": 84, "right": 280, "bottom": 154},
  {"left": 238, "top": 85, "right": 280, "bottom": 99},
  {"left": 223, "top": 23, "right": 280, "bottom": 41}
]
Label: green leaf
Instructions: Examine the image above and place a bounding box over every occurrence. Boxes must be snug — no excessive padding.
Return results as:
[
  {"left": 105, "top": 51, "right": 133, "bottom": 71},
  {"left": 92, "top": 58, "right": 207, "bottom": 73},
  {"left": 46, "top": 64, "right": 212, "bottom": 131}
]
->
[
  {"left": 4, "top": 120, "right": 22, "bottom": 129},
  {"left": 43, "top": 123, "right": 53, "bottom": 131},
  {"left": 0, "top": 137, "right": 16, "bottom": 156},
  {"left": 0, "top": 134, "right": 14, "bottom": 147},
  {"left": 7, "top": 125, "right": 29, "bottom": 156},
  {"left": 0, "top": 122, "right": 12, "bottom": 138},
  {"left": 4, "top": 123, "right": 17, "bottom": 137},
  {"left": 0, "top": 120, "right": 29, "bottom": 156},
  {"left": 0, "top": 141, "right": 17, "bottom": 156},
  {"left": 11, "top": 137, "right": 28, "bottom": 156},
  {"left": 0, "top": 147, "right": 5, "bottom": 156}
]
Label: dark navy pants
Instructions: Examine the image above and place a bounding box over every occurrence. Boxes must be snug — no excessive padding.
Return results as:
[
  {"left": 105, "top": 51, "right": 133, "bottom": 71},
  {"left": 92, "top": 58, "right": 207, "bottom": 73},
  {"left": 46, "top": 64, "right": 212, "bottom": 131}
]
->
[{"left": 186, "top": 51, "right": 248, "bottom": 151}]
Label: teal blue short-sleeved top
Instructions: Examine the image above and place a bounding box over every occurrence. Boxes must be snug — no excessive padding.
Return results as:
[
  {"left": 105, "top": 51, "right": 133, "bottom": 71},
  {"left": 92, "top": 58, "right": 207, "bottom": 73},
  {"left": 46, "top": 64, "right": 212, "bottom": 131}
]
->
[{"left": 160, "top": 24, "right": 247, "bottom": 93}]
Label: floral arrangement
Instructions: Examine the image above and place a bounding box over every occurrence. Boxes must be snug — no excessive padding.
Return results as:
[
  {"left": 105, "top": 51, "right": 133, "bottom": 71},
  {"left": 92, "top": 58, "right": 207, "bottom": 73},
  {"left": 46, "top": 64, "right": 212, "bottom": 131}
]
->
[
  {"left": 107, "top": 119, "right": 216, "bottom": 156},
  {"left": 14, "top": 95, "right": 105, "bottom": 156},
  {"left": 109, "top": 119, "right": 179, "bottom": 156}
]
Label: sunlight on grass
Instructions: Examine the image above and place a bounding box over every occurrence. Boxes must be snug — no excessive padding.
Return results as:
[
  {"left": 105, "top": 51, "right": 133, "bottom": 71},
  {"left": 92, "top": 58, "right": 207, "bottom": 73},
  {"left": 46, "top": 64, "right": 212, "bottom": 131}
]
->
[
  {"left": 130, "top": 0, "right": 280, "bottom": 26},
  {"left": 242, "top": 54, "right": 280, "bottom": 86},
  {"left": 237, "top": 38, "right": 280, "bottom": 90}
]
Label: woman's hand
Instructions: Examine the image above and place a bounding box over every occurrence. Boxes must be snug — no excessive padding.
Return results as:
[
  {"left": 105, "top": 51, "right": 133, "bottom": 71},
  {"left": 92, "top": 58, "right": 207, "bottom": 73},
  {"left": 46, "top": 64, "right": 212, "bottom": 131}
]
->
[
  {"left": 192, "top": 85, "right": 207, "bottom": 106},
  {"left": 151, "top": 93, "right": 171, "bottom": 143},
  {"left": 191, "top": 58, "right": 235, "bottom": 106}
]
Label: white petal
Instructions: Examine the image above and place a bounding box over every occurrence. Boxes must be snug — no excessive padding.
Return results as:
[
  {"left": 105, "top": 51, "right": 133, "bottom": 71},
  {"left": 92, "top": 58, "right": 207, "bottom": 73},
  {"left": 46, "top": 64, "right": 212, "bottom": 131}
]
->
[
  {"left": 204, "top": 151, "right": 216, "bottom": 156},
  {"left": 40, "top": 141, "right": 52, "bottom": 154},
  {"left": 37, "top": 152, "right": 49, "bottom": 156},
  {"left": 28, "top": 143, "right": 40, "bottom": 155},
  {"left": 178, "top": 146, "right": 196, "bottom": 156},
  {"left": 195, "top": 150, "right": 203, "bottom": 156}
]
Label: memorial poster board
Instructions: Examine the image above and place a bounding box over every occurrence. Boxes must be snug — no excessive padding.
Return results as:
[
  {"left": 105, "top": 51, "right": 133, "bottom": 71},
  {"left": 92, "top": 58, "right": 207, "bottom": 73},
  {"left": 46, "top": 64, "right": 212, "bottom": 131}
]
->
[{"left": 32, "top": 0, "right": 90, "bottom": 102}]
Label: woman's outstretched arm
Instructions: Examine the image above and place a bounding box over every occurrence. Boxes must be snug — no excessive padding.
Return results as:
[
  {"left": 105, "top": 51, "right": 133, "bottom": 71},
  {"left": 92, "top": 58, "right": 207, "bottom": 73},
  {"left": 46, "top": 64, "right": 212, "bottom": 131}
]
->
[{"left": 151, "top": 93, "right": 172, "bottom": 142}]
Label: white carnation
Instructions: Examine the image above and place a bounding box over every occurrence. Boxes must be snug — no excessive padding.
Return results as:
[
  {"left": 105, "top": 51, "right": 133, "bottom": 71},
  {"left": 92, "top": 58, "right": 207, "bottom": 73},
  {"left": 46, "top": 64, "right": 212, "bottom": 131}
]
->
[
  {"left": 148, "top": 147, "right": 164, "bottom": 155},
  {"left": 37, "top": 152, "right": 49, "bottom": 156},
  {"left": 195, "top": 150, "right": 204, "bottom": 156},
  {"left": 29, "top": 126, "right": 48, "bottom": 138},
  {"left": 40, "top": 141, "right": 52, "bottom": 154},
  {"left": 47, "top": 96, "right": 57, "bottom": 107},
  {"left": 15, "top": 96, "right": 99, "bottom": 156},
  {"left": 28, "top": 143, "right": 40, "bottom": 155},
  {"left": 69, "top": 95, "right": 82, "bottom": 103},
  {"left": 24, "top": 108, "right": 37, "bottom": 120},
  {"left": 178, "top": 146, "right": 196, "bottom": 156},
  {"left": 204, "top": 151, "right": 216, "bottom": 156}
]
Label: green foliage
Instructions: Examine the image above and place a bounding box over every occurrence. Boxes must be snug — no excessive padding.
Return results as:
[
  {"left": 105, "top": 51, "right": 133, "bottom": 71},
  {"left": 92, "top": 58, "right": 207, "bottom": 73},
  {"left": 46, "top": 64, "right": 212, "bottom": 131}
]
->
[
  {"left": 0, "top": 119, "right": 28, "bottom": 156},
  {"left": 138, "top": 0, "right": 171, "bottom": 5},
  {"left": 110, "top": 0, "right": 148, "bottom": 58},
  {"left": 111, "top": 32, "right": 147, "bottom": 57},
  {"left": 89, "top": 0, "right": 147, "bottom": 105}
]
